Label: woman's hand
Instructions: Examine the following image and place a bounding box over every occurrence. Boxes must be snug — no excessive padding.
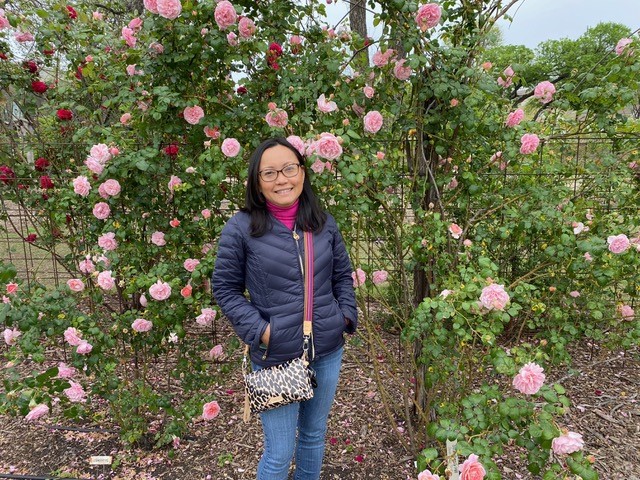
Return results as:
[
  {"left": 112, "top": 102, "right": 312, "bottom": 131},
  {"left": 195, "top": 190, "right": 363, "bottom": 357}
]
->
[{"left": 261, "top": 324, "right": 271, "bottom": 345}]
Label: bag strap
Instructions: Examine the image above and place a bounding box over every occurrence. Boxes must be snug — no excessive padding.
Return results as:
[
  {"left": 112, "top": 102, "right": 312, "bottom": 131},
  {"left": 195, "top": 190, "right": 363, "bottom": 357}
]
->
[{"left": 303, "top": 230, "right": 314, "bottom": 338}]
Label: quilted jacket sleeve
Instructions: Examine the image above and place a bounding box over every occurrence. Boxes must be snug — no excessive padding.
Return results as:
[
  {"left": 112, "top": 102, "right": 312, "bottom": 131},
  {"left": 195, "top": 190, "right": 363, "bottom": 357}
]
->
[
  {"left": 329, "top": 215, "right": 358, "bottom": 334},
  {"left": 212, "top": 216, "right": 269, "bottom": 351}
]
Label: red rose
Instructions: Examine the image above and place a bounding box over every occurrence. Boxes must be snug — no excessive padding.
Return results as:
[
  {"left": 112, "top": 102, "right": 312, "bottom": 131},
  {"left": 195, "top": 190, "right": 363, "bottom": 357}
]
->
[
  {"left": 0, "top": 52, "right": 8, "bottom": 60},
  {"left": 66, "top": 6, "right": 78, "bottom": 19},
  {"left": 164, "top": 144, "right": 179, "bottom": 156},
  {"left": 39, "top": 175, "right": 54, "bottom": 189},
  {"left": 23, "top": 60, "right": 38, "bottom": 74},
  {"left": 31, "top": 81, "right": 48, "bottom": 93},
  {"left": 56, "top": 109, "right": 73, "bottom": 120},
  {"left": 268, "top": 42, "right": 283, "bottom": 57},
  {"left": 75, "top": 65, "right": 83, "bottom": 80},
  {"left": 34, "top": 157, "right": 50, "bottom": 171},
  {"left": 0, "top": 165, "right": 16, "bottom": 184},
  {"left": 25, "top": 234, "right": 37, "bottom": 243},
  {"left": 43, "top": 48, "right": 55, "bottom": 56},
  {"left": 236, "top": 86, "right": 248, "bottom": 95}
]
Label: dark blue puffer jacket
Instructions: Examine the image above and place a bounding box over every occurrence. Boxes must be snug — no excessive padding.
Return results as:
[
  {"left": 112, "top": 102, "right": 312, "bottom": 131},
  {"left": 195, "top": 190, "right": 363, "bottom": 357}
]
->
[{"left": 212, "top": 211, "right": 357, "bottom": 367}]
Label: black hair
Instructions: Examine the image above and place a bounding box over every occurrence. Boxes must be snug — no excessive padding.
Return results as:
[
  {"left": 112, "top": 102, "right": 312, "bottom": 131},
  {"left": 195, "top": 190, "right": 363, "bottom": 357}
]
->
[{"left": 242, "top": 137, "right": 326, "bottom": 236}]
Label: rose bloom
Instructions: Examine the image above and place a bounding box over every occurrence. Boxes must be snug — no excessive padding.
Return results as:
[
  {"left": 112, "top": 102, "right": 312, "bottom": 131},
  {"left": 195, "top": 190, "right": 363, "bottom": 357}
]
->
[
  {"left": 607, "top": 234, "right": 630, "bottom": 254},
  {"left": 184, "top": 258, "right": 200, "bottom": 272},
  {"left": 210, "top": 344, "right": 224, "bottom": 359},
  {"left": 64, "top": 327, "right": 83, "bottom": 346},
  {"left": 265, "top": 109, "right": 289, "bottom": 128},
  {"left": 93, "top": 11, "right": 104, "bottom": 19},
  {"left": 157, "top": 0, "right": 182, "bottom": 19},
  {"left": 584, "top": 252, "right": 593, "bottom": 262},
  {"left": 97, "top": 270, "right": 116, "bottom": 290},
  {"left": 552, "top": 431, "right": 584, "bottom": 455},
  {"left": 168, "top": 175, "right": 182, "bottom": 192},
  {"left": 311, "top": 159, "right": 326, "bottom": 174},
  {"left": 238, "top": 16, "right": 256, "bottom": 38},
  {"left": 372, "top": 270, "right": 388, "bottom": 285},
  {"left": 214, "top": 0, "right": 237, "bottom": 30},
  {"left": 35, "top": 157, "right": 50, "bottom": 171},
  {"left": 572, "top": 221, "right": 588, "bottom": 235},
  {"left": 364, "top": 111, "right": 384, "bottom": 134},
  {"left": 418, "top": 470, "right": 440, "bottom": 480},
  {"left": 481, "top": 61, "right": 492, "bottom": 71},
  {"left": 121, "top": 26, "right": 136, "bottom": 48},
  {"left": 6, "top": 282, "right": 18, "bottom": 295},
  {"left": 183, "top": 105, "right": 204, "bottom": 125},
  {"left": 202, "top": 400, "right": 221, "bottom": 420},
  {"left": 149, "top": 41, "right": 164, "bottom": 53},
  {"left": 204, "top": 126, "right": 220, "bottom": 139},
  {"left": 221, "top": 138, "right": 241, "bottom": 157},
  {"left": 144, "top": 0, "right": 159, "bottom": 13},
  {"left": 352, "top": 268, "right": 366, "bottom": 287},
  {"left": 15, "top": 31, "right": 35, "bottom": 43},
  {"left": 98, "top": 179, "right": 121, "bottom": 198},
  {"left": 98, "top": 232, "right": 118, "bottom": 251},
  {"left": 619, "top": 304, "right": 634, "bottom": 320},
  {"left": 25, "top": 404, "right": 49, "bottom": 422},
  {"left": 57, "top": 362, "right": 76, "bottom": 379},
  {"left": 92, "top": 202, "right": 111, "bottom": 220},
  {"left": 89, "top": 144, "right": 112, "bottom": 164},
  {"left": 497, "top": 65, "right": 515, "bottom": 88},
  {"left": 56, "top": 109, "right": 73, "bottom": 121},
  {"left": 533, "top": 80, "right": 556, "bottom": 104},
  {"left": 505, "top": 108, "right": 524, "bottom": 127},
  {"left": 317, "top": 94, "right": 338, "bottom": 113},
  {"left": 76, "top": 340, "right": 93, "bottom": 355},
  {"left": 128, "top": 17, "right": 143, "bottom": 31},
  {"left": 72, "top": 176, "right": 91, "bottom": 196},
  {"left": 169, "top": 218, "right": 181, "bottom": 228},
  {"left": 415, "top": 3, "right": 441, "bottom": 31},
  {"left": 3, "top": 327, "right": 21, "bottom": 346},
  {"left": 120, "top": 112, "right": 132, "bottom": 125},
  {"left": 67, "top": 279, "right": 85, "bottom": 292},
  {"left": 448, "top": 223, "right": 463, "bottom": 239},
  {"left": 615, "top": 37, "right": 632, "bottom": 56},
  {"left": 180, "top": 285, "right": 192, "bottom": 298},
  {"left": 196, "top": 308, "right": 216, "bottom": 326},
  {"left": 64, "top": 381, "right": 86, "bottom": 403},
  {"left": 201, "top": 208, "right": 211, "bottom": 219},
  {"left": 149, "top": 280, "right": 171, "bottom": 300},
  {"left": 286, "top": 135, "right": 305, "bottom": 156},
  {"left": 520, "top": 133, "right": 540, "bottom": 155},
  {"left": 39, "top": 175, "right": 54, "bottom": 189},
  {"left": 84, "top": 157, "right": 104, "bottom": 175},
  {"left": 78, "top": 258, "right": 95, "bottom": 274},
  {"left": 227, "top": 31, "right": 238, "bottom": 46},
  {"left": 479, "top": 283, "right": 509, "bottom": 311},
  {"left": 132, "top": 318, "right": 153, "bottom": 332},
  {"left": 32, "top": 80, "right": 48, "bottom": 94},
  {"left": 372, "top": 49, "right": 394, "bottom": 67},
  {"left": 313, "top": 133, "right": 343, "bottom": 160},
  {"left": 393, "top": 59, "right": 412, "bottom": 81},
  {"left": 459, "top": 454, "right": 486, "bottom": 480},
  {"left": 513, "top": 362, "right": 545, "bottom": 395},
  {"left": 363, "top": 86, "right": 375, "bottom": 99}
]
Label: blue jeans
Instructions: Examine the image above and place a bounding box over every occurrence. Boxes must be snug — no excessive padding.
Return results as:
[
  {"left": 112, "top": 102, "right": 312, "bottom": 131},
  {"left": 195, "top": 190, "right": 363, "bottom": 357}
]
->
[{"left": 255, "top": 346, "right": 343, "bottom": 480}]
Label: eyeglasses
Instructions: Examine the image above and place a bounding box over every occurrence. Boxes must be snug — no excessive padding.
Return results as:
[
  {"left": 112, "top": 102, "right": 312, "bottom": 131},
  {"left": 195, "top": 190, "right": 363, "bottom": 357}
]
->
[{"left": 259, "top": 164, "right": 302, "bottom": 182}]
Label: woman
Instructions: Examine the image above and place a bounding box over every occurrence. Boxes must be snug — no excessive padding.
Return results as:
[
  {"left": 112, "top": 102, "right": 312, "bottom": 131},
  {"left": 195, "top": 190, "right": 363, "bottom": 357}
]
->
[{"left": 212, "top": 137, "right": 357, "bottom": 480}]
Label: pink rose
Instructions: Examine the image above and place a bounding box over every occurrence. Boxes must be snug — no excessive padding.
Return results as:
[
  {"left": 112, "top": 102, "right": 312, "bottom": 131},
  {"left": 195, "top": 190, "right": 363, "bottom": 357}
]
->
[
  {"left": 372, "top": 270, "right": 388, "bottom": 285},
  {"left": 89, "top": 144, "right": 111, "bottom": 164},
  {"left": 57, "top": 362, "right": 76, "bottom": 379},
  {"left": 78, "top": 257, "right": 95, "bottom": 274},
  {"left": 481, "top": 61, "right": 492, "bottom": 71},
  {"left": 440, "top": 289, "right": 453, "bottom": 298},
  {"left": 363, "top": 86, "right": 374, "bottom": 99},
  {"left": 157, "top": 0, "right": 182, "bottom": 19},
  {"left": 533, "top": 81, "right": 556, "bottom": 104},
  {"left": 170, "top": 218, "right": 181, "bottom": 228},
  {"left": 202, "top": 400, "right": 221, "bottom": 420},
  {"left": 139, "top": 293, "right": 148, "bottom": 307},
  {"left": 352, "top": 268, "right": 366, "bottom": 287},
  {"left": 151, "top": 231, "right": 166, "bottom": 246},
  {"left": 450, "top": 98, "right": 459, "bottom": 107},
  {"left": 121, "top": 27, "right": 136, "bottom": 48},
  {"left": 265, "top": 109, "right": 289, "bottom": 128},
  {"left": 196, "top": 307, "right": 216, "bottom": 326},
  {"left": 84, "top": 157, "right": 104, "bottom": 175},
  {"left": 569, "top": 290, "right": 580, "bottom": 298},
  {"left": 3, "top": 327, "right": 21, "bottom": 346},
  {"left": 448, "top": 223, "right": 463, "bottom": 239},
  {"left": 497, "top": 66, "right": 515, "bottom": 88},
  {"left": 286, "top": 135, "right": 306, "bottom": 156},
  {"left": 393, "top": 59, "right": 412, "bottom": 81},
  {"left": 313, "top": 133, "right": 343, "bottom": 160},
  {"left": 311, "top": 159, "right": 326, "bottom": 174},
  {"left": 128, "top": 17, "right": 143, "bottom": 31},
  {"left": 204, "top": 126, "right": 220, "bottom": 139},
  {"left": 513, "top": 362, "right": 545, "bottom": 395},
  {"left": 202, "top": 209, "right": 211, "bottom": 219},
  {"left": 15, "top": 31, "right": 35, "bottom": 43},
  {"left": 519, "top": 133, "right": 540, "bottom": 155},
  {"left": 98, "top": 232, "right": 118, "bottom": 251},
  {"left": 376, "top": 151, "right": 385, "bottom": 160},
  {"left": 64, "top": 327, "right": 83, "bottom": 346},
  {"left": 149, "top": 42, "right": 164, "bottom": 53},
  {"left": 168, "top": 175, "right": 182, "bottom": 192},
  {"left": 615, "top": 38, "right": 632, "bottom": 56},
  {"left": 67, "top": 279, "right": 85, "bottom": 292},
  {"left": 149, "top": 280, "right": 171, "bottom": 300},
  {"left": 479, "top": 283, "right": 509, "bottom": 311},
  {"left": 209, "top": 344, "right": 224, "bottom": 359},
  {"left": 120, "top": 112, "right": 132, "bottom": 125},
  {"left": 619, "top": 304, "right": 634, "bottom": 320},
  {"left": 227, "top": 31, "right": 238, "bottom": 46},
  {"left": 183, "top": 106, "right": 204, "bottom": 125},
  {"left": 6, "top": 282, "right": 18, "bottom": 295},
  {"left": 221, "top": 138, "right": 241, "bottom": 157},
  {"left": 372, "top": 48, "right": 395, "bottom": 67},
  {"left": 126, "top": 64, "right": 136, "bottom": 76},
  {"left": 25, "top": 404, "right": 49, "bottom": 422},
  {"left": 180, "top": 285, "right": 192, "bottom": 298},
  {"left": 238, "top": 16, "right": 256, "bottom": 38},
  {"left": 76, "top": 340, "right": 93, "bottom": 355},
  {"left": 459, "top": 454, "right": 486, "bottom": 480},
  {"left": 92, "top": 11, "right": 103, "bottom": 19},
  {"left": 584, "top": 252, "right": 593, "bottom": 262},
  {"left": 183, "top": 258, "right": 200, "bottom": 272},
  {"left": 552, "top": 431, "right": 584, "bottom": 455},
  {"left": 607, "top": 234, "right": 630, "bottom": 254},
  {"left": 97, "top": 271, "right": 116, "bottom": 290},
  {"left": 214, "top": 0, "right": 237, "bottom": 30},
  {"left": 505, "top": 108, "right": 524, "bottom": 127},
  {"left": 73, "top": 176, "right": 91, "bottom": 196},
  {"left": 132, "top": 318, "right": 153, "bottom": 332},
  {"left": 363, "top": 111, "right": 384, "bottom": 134},
  {"left": 418, "top": 470, "right": 440, "bottom": 480},
  {"left": 98, "top": 179, "right": 121, "bottom": 198},
  {"left": 317, "top": 94, "right": 338, "bottom": 113},
  {"left": 144, "top": 0, "right": 159, "bottom": 13},
  {"left": 64, "top": 381, "right": 86, "bottom": 402},
  {"left": 415, "top": 3, "right": 441, "bottom": 31},
  {"left": 463, "top": 239, "right": 472, "bottom": 247},
  {"left": 92, "top": 202, "right": 111, "bottom": 220}
]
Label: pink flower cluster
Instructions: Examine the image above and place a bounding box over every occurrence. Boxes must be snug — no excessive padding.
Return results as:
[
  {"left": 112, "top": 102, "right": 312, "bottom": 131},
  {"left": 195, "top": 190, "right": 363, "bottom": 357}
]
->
[
  {"left": 221, "top": 138, "right": 241, "bottom": 157},
  {"left": 183, "top": 105, "right": 204, "bottom": 125},
  {"left": 84, "top": 143, "right": 112, "bottom": 176},
  {"left": 372, "top": 49, "right": 395, "bottom": 67},
  {"left": 372, "top": 270, "right": 388, "bottom": 285},
  {"left": 513, "top": 362, "right": 545, "bottom": 394},
  {"left": 73, "top": 176, "right": 91, "bottom": 196},
  {"left": 97, "top": 270, "right": 115, "bottom": 290},
  {"left": 98, "top": 179, "right": 121, "bottom": 198},
  {"left": 533, "top": 81, "right": 556, "bottom": 104},
  {"left": 364, "top": 111, "right": 383, "bottom": 134},
  {"left": 64, "top": 381, "right": 86, "bottom": 402},
  {"left": 607, "top": 234, "right": 630, "bottom": 254},
  {"left": 415, "top": 3, "right": 441, "bottom": 31},
  {"left": 196, "top": 308, "right": 216, "bottom": 326},
  {"left": 183, "top": 258, "right": 200, "bottom": 272},
  {"left": 505, "top": 109, "right": 524, "bottom": 127},
  {"left": 520, "top": 133, "right": 540, "bottom": 155},
  {"left": 393, "top": 59, "right": 412, "bottom": 80},
  {"left": 497, "top": 66, "right": 515, "bottom": 88},
  {"left": 479, "top": 283, "right": 509, "bottom": 311},
  {"left": 214, "top": 1, "right": 237, "bottom": 30},
  {"left": 151, "top": 231, "right": 166, "bottom": 246},
  {"left": 238, "top": 17, "right": 256, "bottom": 38}
]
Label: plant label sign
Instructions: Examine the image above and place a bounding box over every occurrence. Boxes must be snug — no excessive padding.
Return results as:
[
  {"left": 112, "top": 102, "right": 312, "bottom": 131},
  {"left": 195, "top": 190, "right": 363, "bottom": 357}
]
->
[{"left": 89, "top": 456, "right": 112, "bottom": 465}]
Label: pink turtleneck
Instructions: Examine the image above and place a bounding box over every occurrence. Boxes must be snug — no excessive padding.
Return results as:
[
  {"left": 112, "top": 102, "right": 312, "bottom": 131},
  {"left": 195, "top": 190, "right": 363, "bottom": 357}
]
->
[{"left": 266, "top": 199, "right": 299, "bottom": 230}]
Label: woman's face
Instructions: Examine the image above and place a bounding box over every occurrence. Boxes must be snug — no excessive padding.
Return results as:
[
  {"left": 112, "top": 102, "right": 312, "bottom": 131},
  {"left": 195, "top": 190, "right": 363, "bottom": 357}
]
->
[{"left": 258, "top": 145, "right": 305, "bottom": 207}]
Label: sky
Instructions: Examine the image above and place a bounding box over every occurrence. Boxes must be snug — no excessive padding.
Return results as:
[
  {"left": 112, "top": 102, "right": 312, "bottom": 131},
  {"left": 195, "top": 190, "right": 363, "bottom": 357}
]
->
[{"left": 326, "top": 0, "right": 639, "bottom": 49}]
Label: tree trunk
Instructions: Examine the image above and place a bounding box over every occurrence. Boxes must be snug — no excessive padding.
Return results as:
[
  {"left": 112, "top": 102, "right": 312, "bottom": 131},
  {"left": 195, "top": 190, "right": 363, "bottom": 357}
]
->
[{"left": 349, "top": 0, "right": 369, "bottom": 70}]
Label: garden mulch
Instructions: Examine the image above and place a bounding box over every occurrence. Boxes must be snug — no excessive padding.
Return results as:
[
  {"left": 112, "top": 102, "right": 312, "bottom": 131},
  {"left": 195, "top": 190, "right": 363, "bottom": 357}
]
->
[{"left": 1, "top": 338, "right": 638, "bottom": 480}]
